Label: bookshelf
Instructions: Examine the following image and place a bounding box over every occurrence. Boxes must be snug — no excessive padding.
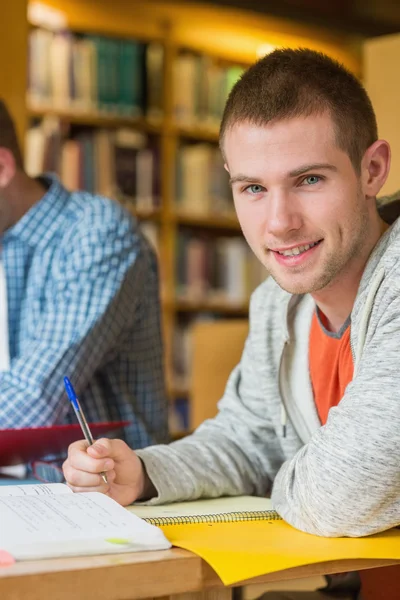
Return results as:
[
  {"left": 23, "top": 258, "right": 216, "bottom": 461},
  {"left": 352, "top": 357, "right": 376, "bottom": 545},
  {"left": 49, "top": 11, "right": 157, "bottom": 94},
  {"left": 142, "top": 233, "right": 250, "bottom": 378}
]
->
[{"left": 4, "top": 0, "right": 362, "bottom": 434}]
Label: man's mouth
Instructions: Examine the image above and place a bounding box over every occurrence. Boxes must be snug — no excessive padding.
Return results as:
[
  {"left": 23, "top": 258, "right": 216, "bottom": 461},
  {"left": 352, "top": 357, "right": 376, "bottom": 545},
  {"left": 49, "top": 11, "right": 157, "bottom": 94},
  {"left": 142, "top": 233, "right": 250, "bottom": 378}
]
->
[{"left": 271, "top": 240, "right": 322, "bottom": 257}]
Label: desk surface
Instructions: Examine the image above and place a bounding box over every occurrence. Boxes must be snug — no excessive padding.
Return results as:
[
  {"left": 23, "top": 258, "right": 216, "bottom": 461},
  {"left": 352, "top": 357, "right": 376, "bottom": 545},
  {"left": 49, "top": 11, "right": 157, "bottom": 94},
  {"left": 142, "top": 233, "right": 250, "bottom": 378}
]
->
[{"left": 0, "top": 547, "right": 398, "bottom": 600}]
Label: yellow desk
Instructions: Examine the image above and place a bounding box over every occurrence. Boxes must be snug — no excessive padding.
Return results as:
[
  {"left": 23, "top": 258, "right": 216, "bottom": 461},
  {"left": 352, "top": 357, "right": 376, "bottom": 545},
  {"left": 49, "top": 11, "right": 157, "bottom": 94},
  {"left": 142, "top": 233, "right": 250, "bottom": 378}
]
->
[{"left": 0, "top": 547, "right": 398, "bottom": 600}]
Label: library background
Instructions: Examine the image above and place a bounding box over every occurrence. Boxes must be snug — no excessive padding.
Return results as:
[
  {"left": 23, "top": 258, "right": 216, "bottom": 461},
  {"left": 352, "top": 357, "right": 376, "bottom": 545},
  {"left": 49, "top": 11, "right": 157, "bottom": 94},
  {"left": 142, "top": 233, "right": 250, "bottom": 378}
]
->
[{"left": 3, "top": 0, "right": 400, "bottom": 436}]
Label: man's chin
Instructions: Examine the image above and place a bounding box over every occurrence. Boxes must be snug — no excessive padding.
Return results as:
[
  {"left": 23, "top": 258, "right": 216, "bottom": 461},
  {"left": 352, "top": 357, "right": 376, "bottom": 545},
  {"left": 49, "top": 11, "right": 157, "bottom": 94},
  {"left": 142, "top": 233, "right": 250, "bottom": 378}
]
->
[{"left": 269, "top": 273, "right": 325, "bottom": 295}]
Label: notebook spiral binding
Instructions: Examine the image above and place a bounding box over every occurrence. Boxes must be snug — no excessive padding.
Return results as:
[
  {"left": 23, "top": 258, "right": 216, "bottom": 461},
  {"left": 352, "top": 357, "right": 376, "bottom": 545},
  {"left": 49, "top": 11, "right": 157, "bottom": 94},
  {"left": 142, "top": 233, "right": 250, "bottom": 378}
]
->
[{"left": 144, "top": 509, "right": 281, "bottom": 526}]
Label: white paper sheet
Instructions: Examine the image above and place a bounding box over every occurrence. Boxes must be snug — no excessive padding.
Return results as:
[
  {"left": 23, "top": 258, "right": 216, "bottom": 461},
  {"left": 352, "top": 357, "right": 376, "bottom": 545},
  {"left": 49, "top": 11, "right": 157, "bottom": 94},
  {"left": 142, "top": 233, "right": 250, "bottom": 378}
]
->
[{"left": 0, "top": 492, "right": 171, "bottom": 559}]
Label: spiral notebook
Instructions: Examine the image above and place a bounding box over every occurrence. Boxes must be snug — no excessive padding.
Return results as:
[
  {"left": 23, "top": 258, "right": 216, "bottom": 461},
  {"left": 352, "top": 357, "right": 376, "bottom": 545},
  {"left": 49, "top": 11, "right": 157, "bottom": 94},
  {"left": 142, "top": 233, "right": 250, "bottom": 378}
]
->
[
  {"left": 129, "top": 495, "right": 277, "bottom": 525},
  {"left": 129, "top": 496, "right": 400, "bottom": 586}
]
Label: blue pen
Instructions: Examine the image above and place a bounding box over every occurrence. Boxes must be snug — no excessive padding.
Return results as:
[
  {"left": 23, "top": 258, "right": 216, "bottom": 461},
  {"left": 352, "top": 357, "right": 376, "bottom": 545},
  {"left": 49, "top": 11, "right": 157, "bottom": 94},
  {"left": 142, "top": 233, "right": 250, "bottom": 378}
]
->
[{"left": 64, "top": 377, "right": 108, "bottom": 484}]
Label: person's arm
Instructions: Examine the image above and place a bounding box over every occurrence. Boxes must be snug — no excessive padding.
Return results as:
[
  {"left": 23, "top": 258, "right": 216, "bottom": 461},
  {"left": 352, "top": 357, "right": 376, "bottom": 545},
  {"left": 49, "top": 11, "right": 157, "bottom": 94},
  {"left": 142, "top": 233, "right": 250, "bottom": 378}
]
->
[
  {"left": 0, "top": 215, "right": 152, "bottom": 428},
  {"left": 134, "top": 285, "right": 285, "bottom": 505},
  {"left": 63, "top": 344, "right": 281, "bottom": 505},
  {"left": 63, "top": 281, "right": 286, "bottom": 506},
  {"left": 271, "top": 293, "right": 400, "bottom": 538}
]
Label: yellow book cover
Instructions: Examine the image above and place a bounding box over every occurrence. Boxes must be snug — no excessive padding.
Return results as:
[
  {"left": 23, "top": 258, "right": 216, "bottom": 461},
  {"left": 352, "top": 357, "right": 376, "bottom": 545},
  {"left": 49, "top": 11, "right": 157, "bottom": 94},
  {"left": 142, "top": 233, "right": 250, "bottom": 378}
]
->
[{"left": 130, "top": 496, "right": 400, "bottom": 585}]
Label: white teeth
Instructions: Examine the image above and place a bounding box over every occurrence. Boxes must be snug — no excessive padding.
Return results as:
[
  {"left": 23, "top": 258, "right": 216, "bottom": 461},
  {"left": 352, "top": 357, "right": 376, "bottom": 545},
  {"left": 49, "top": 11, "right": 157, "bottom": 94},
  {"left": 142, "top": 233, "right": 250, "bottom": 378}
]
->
[{"left": 278, "top": 241, "right": 318, "bottom": 257}]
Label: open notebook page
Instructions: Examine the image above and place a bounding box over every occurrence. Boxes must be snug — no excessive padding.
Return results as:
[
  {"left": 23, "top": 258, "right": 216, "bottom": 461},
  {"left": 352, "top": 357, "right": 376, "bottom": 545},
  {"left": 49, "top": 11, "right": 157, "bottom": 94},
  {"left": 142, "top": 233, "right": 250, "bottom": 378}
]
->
[
  {"left": 0, "top": 491, "right": 171, "bottom": 560},
  {"left": 0, "top": 483, "right": 71, "bottom": 497},
  {"left": 129, "top": 495, "right": 273, "bottom": 520}
]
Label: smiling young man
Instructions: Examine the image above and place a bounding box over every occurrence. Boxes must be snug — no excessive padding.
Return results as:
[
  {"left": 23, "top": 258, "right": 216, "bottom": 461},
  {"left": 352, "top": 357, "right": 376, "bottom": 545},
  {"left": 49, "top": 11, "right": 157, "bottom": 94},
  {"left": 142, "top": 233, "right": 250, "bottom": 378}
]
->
[{"left": 63, "top": 49, "right": 400, "bottom": 599}]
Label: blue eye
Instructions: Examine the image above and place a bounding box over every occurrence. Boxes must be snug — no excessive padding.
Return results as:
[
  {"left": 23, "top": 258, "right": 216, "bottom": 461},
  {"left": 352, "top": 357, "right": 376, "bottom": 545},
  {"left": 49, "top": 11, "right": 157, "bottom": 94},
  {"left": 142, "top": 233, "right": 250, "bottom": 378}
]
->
[
  {"left": 303, "top": 175, "right": 321, "bottom": 185},
  {"left": 246, "top": 184, "right": 264, "bottom": 194}
]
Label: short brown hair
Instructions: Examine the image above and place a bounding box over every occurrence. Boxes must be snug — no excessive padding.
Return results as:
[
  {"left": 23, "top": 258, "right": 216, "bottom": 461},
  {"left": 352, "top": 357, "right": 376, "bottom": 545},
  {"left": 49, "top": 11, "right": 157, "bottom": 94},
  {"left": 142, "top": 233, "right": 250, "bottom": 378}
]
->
[
  {"left": 220, "top": 48, "right": 378, "bottom": 173},
  {"left": 0, "top": 100, "right": 23, "bottom": 169}
]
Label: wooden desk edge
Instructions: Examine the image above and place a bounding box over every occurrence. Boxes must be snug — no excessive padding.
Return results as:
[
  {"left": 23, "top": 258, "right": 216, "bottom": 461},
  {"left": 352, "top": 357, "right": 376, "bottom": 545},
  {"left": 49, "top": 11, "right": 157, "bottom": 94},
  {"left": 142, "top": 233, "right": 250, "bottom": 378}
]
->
[{"left": 0, "top": 547, "right": 398, "bottom": 600}]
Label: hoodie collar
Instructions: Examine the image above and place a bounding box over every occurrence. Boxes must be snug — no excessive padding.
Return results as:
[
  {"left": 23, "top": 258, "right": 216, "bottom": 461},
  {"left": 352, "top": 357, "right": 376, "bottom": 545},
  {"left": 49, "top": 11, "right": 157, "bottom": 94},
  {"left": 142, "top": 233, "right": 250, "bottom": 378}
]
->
[{"left": 276, "top": 213, "right": 400, "bottom": 344}]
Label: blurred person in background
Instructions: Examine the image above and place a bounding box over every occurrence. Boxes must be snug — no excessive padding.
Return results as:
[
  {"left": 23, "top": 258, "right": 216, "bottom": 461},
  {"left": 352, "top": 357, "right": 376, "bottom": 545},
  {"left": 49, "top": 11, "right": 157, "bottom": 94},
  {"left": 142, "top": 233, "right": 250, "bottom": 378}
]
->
[{"left": 0, "top": 100, "right": 168, "bottom": 482}]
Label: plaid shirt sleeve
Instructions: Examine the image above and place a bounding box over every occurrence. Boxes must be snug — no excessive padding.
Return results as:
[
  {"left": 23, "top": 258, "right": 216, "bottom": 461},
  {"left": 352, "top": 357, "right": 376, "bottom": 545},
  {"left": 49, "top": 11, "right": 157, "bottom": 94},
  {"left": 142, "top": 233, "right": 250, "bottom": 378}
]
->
[{"left": 0, "top": 212, "right": 151, "bottom": 428}]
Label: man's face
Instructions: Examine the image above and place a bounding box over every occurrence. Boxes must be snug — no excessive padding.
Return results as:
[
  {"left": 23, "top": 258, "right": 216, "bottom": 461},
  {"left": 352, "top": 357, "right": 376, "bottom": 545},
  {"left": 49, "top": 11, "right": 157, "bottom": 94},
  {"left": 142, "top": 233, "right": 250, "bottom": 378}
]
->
[{"left": 224, "top": 114, "right": 371, "bottom": 295}]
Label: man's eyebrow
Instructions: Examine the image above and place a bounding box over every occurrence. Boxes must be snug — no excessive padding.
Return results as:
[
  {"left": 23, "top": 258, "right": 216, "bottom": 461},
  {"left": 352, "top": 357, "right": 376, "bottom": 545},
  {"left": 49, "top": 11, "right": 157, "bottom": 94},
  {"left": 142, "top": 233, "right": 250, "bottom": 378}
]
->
[
  {"left": 229, "top": 164, "right": 337, "bottom": 186},
  {"left": 288, "top": 163, "right": 337, "bottom": 177},
  {"left": 229, "top": 174, "right": 264, "bottom": 186}
]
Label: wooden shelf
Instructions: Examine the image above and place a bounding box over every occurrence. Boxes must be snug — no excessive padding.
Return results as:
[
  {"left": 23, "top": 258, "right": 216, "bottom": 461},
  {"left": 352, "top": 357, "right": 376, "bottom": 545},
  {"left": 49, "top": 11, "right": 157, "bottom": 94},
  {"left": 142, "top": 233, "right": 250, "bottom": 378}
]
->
[
  {"left": 174, "top": 298, "right": 248, "bottom": 315},
  {"left": 173, "top": 123, "right": 219, "bottom": 143},
  {"left": 28, "top": 102, "right": 163, "bottom": 133},
  {"left": 175, "top": 212, "right": 240, "bottom": 231}
]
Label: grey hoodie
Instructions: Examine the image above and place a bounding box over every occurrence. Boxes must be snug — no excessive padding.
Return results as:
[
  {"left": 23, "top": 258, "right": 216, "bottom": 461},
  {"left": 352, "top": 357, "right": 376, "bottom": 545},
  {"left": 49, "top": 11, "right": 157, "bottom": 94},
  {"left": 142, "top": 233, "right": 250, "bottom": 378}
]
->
[{"left": 137, "top": 201, "right": 400, "bottom": 538}]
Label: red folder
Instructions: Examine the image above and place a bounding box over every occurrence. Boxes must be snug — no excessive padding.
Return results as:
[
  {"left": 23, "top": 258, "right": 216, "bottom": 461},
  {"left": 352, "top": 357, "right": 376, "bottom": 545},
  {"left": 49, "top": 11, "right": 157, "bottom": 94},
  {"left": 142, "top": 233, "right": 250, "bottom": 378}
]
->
[{"left": 0, "top": 421, "right": 129, "bottom": 467}]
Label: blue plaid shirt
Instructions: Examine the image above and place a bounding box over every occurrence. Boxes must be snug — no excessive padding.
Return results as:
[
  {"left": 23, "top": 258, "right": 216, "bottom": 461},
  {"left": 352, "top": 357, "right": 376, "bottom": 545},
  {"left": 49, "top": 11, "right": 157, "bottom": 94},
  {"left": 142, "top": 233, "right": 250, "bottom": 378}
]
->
[{"left": 0, "top": 175, "right": 168, "bottom": 451}]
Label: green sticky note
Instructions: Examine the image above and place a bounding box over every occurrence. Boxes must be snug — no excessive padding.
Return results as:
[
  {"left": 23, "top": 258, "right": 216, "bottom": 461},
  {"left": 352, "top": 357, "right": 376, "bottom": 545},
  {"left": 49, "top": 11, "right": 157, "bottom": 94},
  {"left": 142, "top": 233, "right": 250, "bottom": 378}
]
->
[{"left": 105, "top": 538, "right": 132, "bottom": 545}]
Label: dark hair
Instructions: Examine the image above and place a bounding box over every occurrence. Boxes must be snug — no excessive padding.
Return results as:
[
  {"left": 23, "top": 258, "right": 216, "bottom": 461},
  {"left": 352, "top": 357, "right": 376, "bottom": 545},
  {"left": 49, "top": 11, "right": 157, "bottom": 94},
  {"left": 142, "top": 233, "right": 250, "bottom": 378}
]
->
[
  {"left": 0, "top": 100, "right": 23, "bottom": 169},
  {"left": 220, "top": 48, "right": 378, "bottom": 173}
]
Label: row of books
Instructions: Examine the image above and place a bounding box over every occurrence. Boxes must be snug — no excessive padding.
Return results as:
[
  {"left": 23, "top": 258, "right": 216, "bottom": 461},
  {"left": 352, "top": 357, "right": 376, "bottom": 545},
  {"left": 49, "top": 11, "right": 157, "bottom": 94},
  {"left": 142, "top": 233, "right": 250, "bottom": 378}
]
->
[
  {"left": 136, "top": 226, "right": 267, "bottom": 312},
  {"left": 27, "top": 27, "right": 245, "bottom": 128},
  {"left": 175, "top": 143, "right": 233, "bottom": 216},
  {"left": 28, "top": 28, "right": 164, "bottom": 119},
  {"left": 25, "top": 117, "right": 160, "bottom": 210},
  {"left": 175, "top": 232, "right": 266, "bottom": 305},
  {"left": 173, "top": 53, "right": 244, "bottom": 128},
  {"left": 25, "top": 118, "right": 238, "bottom": 217}
]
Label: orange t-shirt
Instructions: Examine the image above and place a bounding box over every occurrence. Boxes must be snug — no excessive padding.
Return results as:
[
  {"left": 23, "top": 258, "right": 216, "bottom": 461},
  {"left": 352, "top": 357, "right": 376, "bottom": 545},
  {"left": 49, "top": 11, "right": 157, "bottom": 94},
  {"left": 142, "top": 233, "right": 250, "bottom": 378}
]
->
[
  {"left": 309, "top": 310, "right": 353, "bottom": 424},
  {"left": 309, "top": 310, "right": 399, "bottom": 600}
]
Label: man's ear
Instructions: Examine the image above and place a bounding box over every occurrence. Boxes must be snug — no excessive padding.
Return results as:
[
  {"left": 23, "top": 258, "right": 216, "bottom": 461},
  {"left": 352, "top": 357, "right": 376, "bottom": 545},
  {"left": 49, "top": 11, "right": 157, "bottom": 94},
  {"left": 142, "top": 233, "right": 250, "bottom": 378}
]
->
[
  {"left": 361, "top": 139, "right": 391, "bottom": 198},
  {"left": 0, "top": 148, "right": 17, "bottom": 189}
]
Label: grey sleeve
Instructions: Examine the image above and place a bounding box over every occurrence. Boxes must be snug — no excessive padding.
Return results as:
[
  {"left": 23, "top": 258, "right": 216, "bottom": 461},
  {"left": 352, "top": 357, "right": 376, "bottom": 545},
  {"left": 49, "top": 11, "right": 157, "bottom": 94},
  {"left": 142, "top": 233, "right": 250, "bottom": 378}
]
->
[
  {"left": 136, "top": 293, "right": 284, "bottom": 505},
  {"left": 271, "top": 295, "right": 400, "bottom": 537}
]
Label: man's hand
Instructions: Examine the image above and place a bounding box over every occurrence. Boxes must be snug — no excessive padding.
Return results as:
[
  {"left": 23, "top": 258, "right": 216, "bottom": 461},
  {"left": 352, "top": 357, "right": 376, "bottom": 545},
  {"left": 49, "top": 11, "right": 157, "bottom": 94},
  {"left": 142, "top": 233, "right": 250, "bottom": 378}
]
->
[{"left": 63, "top": 438, "right": 146, "bottom": 506}]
